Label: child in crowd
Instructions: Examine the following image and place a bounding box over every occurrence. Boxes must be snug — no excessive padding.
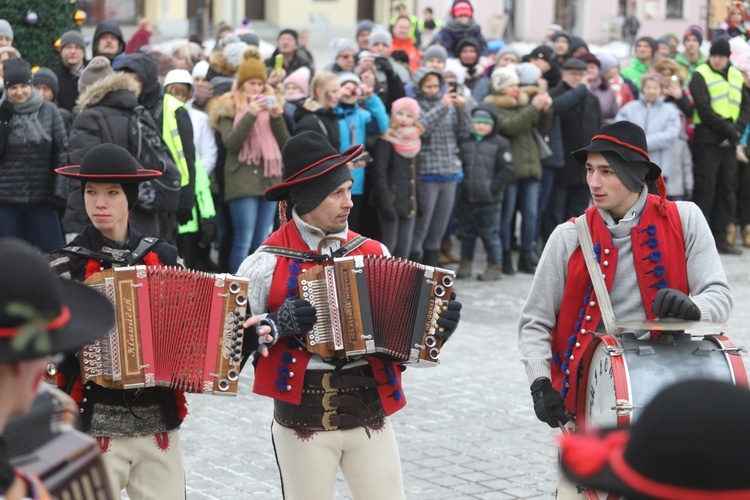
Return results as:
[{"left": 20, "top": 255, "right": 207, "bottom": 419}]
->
[
  {"left": 370, "top": 97, "right": 424, "bottom": 258},
  {"left": 439, "top": 1, "right": 488, "bottom": 58},
  {"left": 456, "top": 103, "right": 514, "bottom": 280},
  {"left": 281, "top": 66, "right": 310, "bottom": 133}
]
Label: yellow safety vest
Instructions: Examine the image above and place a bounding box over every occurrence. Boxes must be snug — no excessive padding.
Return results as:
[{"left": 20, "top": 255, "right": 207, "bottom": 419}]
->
[
  {"left": 162, "top": 93, "right": 189, "bottom": 186},
  {"left": 693, "top": 63, "right": 743, "bottom": 125}
]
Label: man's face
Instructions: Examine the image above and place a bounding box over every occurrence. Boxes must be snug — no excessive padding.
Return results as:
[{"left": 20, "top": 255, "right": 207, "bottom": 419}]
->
[
  {"left": 496, "top": 53, "right": 518, "bottom": 68},
  {"left": 586, "top": 152, "right": 640, "bottom": 219},
  {"left": 278, "top": 34, "right": 297, "bottom": 54},
  {"left": 336, "top": 50, "right": 356, "bottom": 71},
  {"left": 562, "top": 69, "right": 586, "bottom": 88},
  {"left": 393, "top": 19, "right": 410, "bottom": 40},
  {"left": 96, "top": 33, "right": 120, "bottom": 57},
  {"left": 424, "top": 57, "right": 446, "bottom": 72},
  {"left": 459, "top": 45, "right": 478, "bottom": 65},
  {"left": 684, "top": 35, "right": 700, "bottom": 54},
  {"left": 635, "top": 41, "right": 653, "bottom": 61},
  {"left": 34, "top": 84, "right": 54, "bottom": 102},
  {"left": 531, "top": 58, "right": 551, "bottom": 74},
  {"left": 61, "top": 44, "right": 84, "bottom": 68},
  {"left": 84, "top": 182, "right": 130, "bottom": 240},
  {"left": 301, "top": 180, "right": 354, "bottom": 235},
  {"left": 553, "top": 37, "right": 569, "bottom": 56},
  {"left": 709, "top": 54, "right": 729, "bottom": 72},
  {"left": 0, "top": 36, "right": 12, "bottom": 48},
  {"left": 655, "top": 43, "right": 670, "bottom": 60},
  {"left": 356, "top": 30, "right": 370, "bottom": 51}
]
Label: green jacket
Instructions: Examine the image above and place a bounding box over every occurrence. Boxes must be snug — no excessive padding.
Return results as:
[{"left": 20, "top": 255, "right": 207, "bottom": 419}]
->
[
  {"left": 177, "top": 156, "right": 216, "bottom": 234},
  {"left": 620, "top": 58, "right": 650, "bottom": 90},
  {"left": 675, "top": 52, "right": 706, "bottom": 88}
]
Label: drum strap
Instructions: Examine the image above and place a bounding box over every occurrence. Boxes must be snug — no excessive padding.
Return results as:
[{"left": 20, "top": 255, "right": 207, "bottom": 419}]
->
[{"left": 575, "top": 215, "right": 618, "bottom": 336}]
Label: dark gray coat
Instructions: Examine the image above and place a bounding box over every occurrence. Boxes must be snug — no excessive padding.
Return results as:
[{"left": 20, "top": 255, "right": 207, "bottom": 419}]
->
[{"left": 370, "top": 138, "right": 418, "bottom": 219}]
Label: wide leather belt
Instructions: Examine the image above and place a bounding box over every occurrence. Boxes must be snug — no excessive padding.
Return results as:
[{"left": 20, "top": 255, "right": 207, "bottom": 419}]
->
[{"left": 274, "top": 367, "right": 385, "bottom": 432}]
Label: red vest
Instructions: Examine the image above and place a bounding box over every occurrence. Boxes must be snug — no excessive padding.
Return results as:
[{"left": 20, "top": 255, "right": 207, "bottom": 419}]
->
[
  {"left": 252, "top": 221, "right": 408, "bottom": 416},
  {"left": 552, "top": 195, "right": 688, "bottom": 412}
]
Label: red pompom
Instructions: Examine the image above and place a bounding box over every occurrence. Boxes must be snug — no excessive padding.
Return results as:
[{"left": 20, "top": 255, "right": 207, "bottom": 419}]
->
[{"left": 559, "top": 430, "right": 630, "bottom": 478}]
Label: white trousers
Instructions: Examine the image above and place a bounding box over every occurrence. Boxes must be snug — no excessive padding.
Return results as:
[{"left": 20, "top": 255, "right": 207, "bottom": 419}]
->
[
  {"left": 557, "top": 421, "right": 588, "bottom": 499},
  {"left": 98, "top": 430, "right": 185, "bottom": 499},
  {"left": 271, "top": 417, "right": 405, "bottom": 500}
]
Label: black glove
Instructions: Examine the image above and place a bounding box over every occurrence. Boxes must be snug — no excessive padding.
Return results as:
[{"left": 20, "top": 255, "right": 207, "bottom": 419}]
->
[
  {"left": 49, "top": 195, "right": 67, "bottom": 215},
  {"left": 0, "top": 99, "right": 13, "bottom": 124},
  {"left": 176, "top": 187, "right": 196, "bottom": 225},
  {"left": 652, "top": 288, "right": 701, "bottom": 320},
  {"left": 531, "top": 378, "right": 569, "bottom": 428},
  {"left": 266, "top": 296, "right": 317, "bottom": 337},
  {"left": 198, "top": 217, "right": 216, "bottom": 248},
  {"left": 436, "top": 291, "right": 461, "bottom": 341},
  {"left": 375, "top": 56, "right": 393, "bottom": 74}
]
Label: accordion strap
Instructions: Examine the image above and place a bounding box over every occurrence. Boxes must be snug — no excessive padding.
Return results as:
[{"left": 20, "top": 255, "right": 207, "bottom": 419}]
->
[
  {"left": 61, "top": 237, "right": 160, "bottom": 266},
  {"left": 258, "top": 235, "right": 370, "bottom": 262}
]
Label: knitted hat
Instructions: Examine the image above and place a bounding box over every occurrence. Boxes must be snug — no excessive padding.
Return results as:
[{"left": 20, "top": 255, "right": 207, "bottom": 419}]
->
[
  {"left": 391, "top": 97, "right": 420, "bottom": 120},
  {"left": 236, "top": 46, "right": 267, "bottom": 87},
  {"left": 488, "top": 40, "right": 506, "bottom": 53},
  {"left": 597, "top": 52, "right": 619, "bottom": 74},
  {"left": 332, "top": 38, "right": 358, "bottom": 58},
  {"left": 497, "top": 45, "right": 521, "bottom": 61},
  {"left": 223, "top": 41, "right": 249, "bottom": 71},
  {"left": 683, "top": 24, "right": 703, "bottom": 44},
  {"left": 0, "top": 20, "right": 13, "bottom": 42},
  {"left": 60, "top": 30, "right": 85, "bottom": 50},
  {"left": 516, "top": 62, "right": 541, "bottom": 86},
  {"left": 278, "top": 28, "right": 299, "bottom": 43},
  {"left": 551, "top": 30, "right": 571, "bottom": 43},
  {"left": 576, "top": 51, "right": 600, "bottom": 68},
  {"left": 710, "top": 37, "right": 731, "bottom": 57},
  {"left": 238, "top": 32, "right": 260, "bottom": 47},
  {"left": 3, "top": 58, "right": 31, "bottom": 89},
  {"left": 656, "top": 37, "right": 669, "bottom": 48},
  {"left": 0, "top": 238, "right": 115, "bottom": 364},
  {"left": 528, "top": 45, "right": 554, "bottom": 64},
  {"left": 491, "top": 66, "right": 520, "bottom": 92},
  {"left": 337, "top": 71, "right": 361, "bottom": 86},
  {"left": 423, "top": 45, "right": 448, "bottom": 64},
  {"left": 641, "top": 71, "right": 665, "bottom": 89},
  {"left": 452, "top": 1, "right": 474, "bottom": 18},
  {"left": 472, "top": 108, "right": 494, "bottom": 125},
  {"left": 369, "top": 29, "right": 392, "bottom": 48},
  {"left": 636, "top": 36, "right": 657, "bottom": 55},
  {"left": 32, "top": 68, "right": 59, "bottom": 97},
  {"left": 283, "top": 66, "right": 311, "bottom": 96},
  {"left": 77, "top": 56, "right": 113, "bottom": 94},
  {"left": 728, "top": 0, "right": 747, "bottom": 15},
  {"left": 192, "top": 60, "right": 209, "bottom": 79},
  {"left": 356, "top": 19, "right": 374, "bottom": 38}
]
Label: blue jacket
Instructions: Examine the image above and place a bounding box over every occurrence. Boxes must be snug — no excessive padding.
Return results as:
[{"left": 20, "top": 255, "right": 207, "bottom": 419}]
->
[{"left": 335, "top": 95, "right": 389, "bottom": 196}]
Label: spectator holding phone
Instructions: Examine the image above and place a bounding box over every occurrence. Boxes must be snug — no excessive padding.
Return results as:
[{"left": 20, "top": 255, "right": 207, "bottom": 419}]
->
[{"left": 209, "top": 47, "right": 289, "bottom": 271}]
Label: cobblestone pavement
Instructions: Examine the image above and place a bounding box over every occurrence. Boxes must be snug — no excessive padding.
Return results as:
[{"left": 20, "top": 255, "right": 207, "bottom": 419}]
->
[{"left": 179, "top": 246, "right": 750, "bottom": 499}]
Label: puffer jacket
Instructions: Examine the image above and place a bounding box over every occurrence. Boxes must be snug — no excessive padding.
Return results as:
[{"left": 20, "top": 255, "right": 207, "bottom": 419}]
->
[
  {"left": 615, "top": 95, "right": 681, "bottom": 178},
  {"left": 62, "top": 72, "right": 140, "bottom": 234},
  {"left": 484, "top": 90, "right": 553, "bottom": 181},
  {"left": 294, "top": 98, "right": 341, "bottom": 150},
  {"left": 0, "top": 99, "right": 68, "bottom": 205},
  {"left": 370, "top": 138, "right": 418, "bottom": 219},
  {"left": 458, "top": 102, "right": 514, "bottom": 203}
]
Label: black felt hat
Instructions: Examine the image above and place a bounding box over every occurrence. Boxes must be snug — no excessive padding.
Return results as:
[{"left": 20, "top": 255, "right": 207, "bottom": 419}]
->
[
  {"left": 264, "top": 131, "right": 362, "bottom": 202},
  {"left": 56, "top": 143, "right": 162, "bottom": 183},
  {"left": 572, "top": 121, "right": 662, "bottom": 181},
  {"left": 0, "top": 238, "right": 115, "bottom": 363},
  {"left": 560, "top": 380, "right": 750, "bottom": 499}
]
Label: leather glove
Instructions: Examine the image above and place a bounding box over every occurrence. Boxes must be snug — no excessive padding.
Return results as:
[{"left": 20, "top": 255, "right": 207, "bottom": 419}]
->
[
  {"left": 176, "top": 187, "right": 196, "bottom": 225},
  {"left": 530, "top": 377, "right": 569, "bottom": 428},
  {"left": 652, "top": 288, "right": 701, "bottom": 320},
  {"left": 435, "top": 291, "right": 461, "bottom": 341},
  {"left": 266, "top": 296, "right": 317, "bottom": 337},
  {"left": 198, "top": 217, "right": 216, "bottom": 248},
  {"left": 0, "top": 99, "right": 13, "bottom": 124}
]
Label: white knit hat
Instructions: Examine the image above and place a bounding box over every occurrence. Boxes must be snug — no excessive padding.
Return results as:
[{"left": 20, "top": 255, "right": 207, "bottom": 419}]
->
[{"left": 491, "top": 67, "right": 520, "bottom": 92}]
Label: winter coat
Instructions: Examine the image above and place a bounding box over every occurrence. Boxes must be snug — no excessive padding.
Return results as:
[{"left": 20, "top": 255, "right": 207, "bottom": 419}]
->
[
  {"left": 589, "top": 76, "right": 619, "bottom": 123},
  {"left": 668, "top": 134, "right": 694, "bottom": 198},
  {"left": 615, "top": 95, "right": 681, "bottom": 178},
  {"left": 294, "top": 98, "right": 342, "bottom": 150},
  {"left": 543, "top": 83, "right": 587, "bottom": 169},
  {"left": 556, "top": 82, "right": 602, "bottom": 187},
  {"left": 0, "top": 99, "right": 68, "bottom": 205},
  {"left": 264, "top": 50, "right": 313, "bottom": 76},
  {"left": 459, "top": 102, "right": 514, "bottom": 203},
  {"left": 438, "top": 18, "right": 488, "bottom": 57},
  {"left": 209, "top": 91, "right": 289, "bottom": 202},
  {"left": 413, "top": 68, "right": 472, "bottom": 177},
  {"left": 53, "top": 61, "right": 86, "bottom": 112},
  {"left": 483, "top": 91, "right": 553, "bottom": 181},
  {"left": 620, "top": 58, "right": 650, "bottom": 91},
  {"left": 62, "top": 73, "right": 141, "bottom": 234},
  {"left": 370, "top": 138, "right": 418, "bottom": 219}
]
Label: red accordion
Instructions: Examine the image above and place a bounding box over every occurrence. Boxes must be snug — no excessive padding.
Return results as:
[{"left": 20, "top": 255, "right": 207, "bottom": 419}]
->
[
  {"left": 82, "top": 266, "right": 250, "bottom": 395},
  {"left": 298, "top": 256, "right": 455, "bottom": 366}
]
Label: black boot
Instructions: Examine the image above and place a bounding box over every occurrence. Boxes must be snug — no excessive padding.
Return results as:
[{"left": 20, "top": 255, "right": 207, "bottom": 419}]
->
[
  {"left": 502, "top": 252, "right": 516, "bottom": 275},
  {"left": 422, "top": 249, "right": 440, "bottom": 267},
  {"left": 518, "top": 250, "right": 537, "bottom": 274}
]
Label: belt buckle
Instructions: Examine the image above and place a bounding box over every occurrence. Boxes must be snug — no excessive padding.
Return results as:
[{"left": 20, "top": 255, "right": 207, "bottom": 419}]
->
[
  {"left": 322, "top": 410, "right": 338, "bottom": 431},
  {"left": 322, "top": 392, "right": 336, "bottom": 411},
  {"left": 322, "top": 372, "right": 335, "bottom": 392}
]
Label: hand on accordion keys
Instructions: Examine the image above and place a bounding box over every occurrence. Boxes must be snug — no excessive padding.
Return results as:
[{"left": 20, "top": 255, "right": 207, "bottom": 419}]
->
[
  {"left": 530, "top": 377, "right": 570, "bottom": 428},
  {"left": 267, "top": 296, "right": 317, "bottom": 338},
  {"left": 435, "top": 291, "right": 462, "bottom": 341},
  {"left": 651, "top": 288, "right": 701, "bottom": 321},
  {"left": 242, "top": 315, "right": 276, "bottom": 358}
]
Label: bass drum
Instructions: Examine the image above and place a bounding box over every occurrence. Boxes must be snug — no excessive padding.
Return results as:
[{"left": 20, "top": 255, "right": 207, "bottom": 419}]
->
[{"left": 577, "top": 332, "right": 748, "bottom": 431}]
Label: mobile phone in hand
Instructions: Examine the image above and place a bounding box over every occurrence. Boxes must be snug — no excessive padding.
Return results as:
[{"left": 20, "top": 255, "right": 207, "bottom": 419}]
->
[
  {"left": 274, "top": 54, "right": 283, "bottom": 71},
  {"left": 265, "top": 95, "right": 278, "bottom": 108},
  {"left": 448, "top": 82, "right": 458, "bottom": 93}
]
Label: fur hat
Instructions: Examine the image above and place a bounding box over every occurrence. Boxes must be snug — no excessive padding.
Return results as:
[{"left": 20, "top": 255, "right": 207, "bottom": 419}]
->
[
  {"left": 223, "top": 41, "right": 249, "bottom": 70},
  {"left": 369, "top": 29, "right": 392, "bottom": 48},
  {"left": 491, "top": 66, "right": 520, "bottom": 92},
  {"left": 443, "top": 59, "right": 466, "bottom": 84},
  {"left": 77, "top": 56, "right": 113, "bottom": 94},
  {"left": 391, "top": 97, "right": 420, "bottom": 121},
  {"left": 236, "top": 46, "right": 267, "bottom": 87}
]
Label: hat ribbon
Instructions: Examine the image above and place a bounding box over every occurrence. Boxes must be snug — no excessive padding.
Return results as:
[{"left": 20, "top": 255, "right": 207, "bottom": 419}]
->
[
  {"left": 0, "top": 304, "right": 71, "bottom": 339},
  {"left": 559, "top": 429, "right": 629, "bottom": 477},
  {"left": 590, "top": 134, "right": 651, "bottom": 161}
]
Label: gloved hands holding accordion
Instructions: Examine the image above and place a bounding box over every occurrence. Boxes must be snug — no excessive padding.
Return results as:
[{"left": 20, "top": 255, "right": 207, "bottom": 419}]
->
[
  {"left": 249, "top": 296, "right": 317, "bottom": 357},
  {"left": 435, "top": 291, "right": 462, "bottom": 341}
]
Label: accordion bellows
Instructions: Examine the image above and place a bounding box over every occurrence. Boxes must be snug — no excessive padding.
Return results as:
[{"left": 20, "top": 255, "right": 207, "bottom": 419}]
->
[
  {"left": 298, "top": 256, "right": 455, "bottom": 366},
  {"left": 82, "top": 266, "right": 250, "bottom": 395}
]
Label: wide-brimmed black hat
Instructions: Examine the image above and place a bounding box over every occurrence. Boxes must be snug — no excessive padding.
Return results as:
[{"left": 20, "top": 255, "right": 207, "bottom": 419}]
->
[
  {"left": 572, "top": 121, "right": 662, "bottom": 181},
  {"left": 56, "top": 143, "right": 162, "bottom": 183},
  {"left": 264, "top": 131, "right": 363, "bottom": 202},
  {"left": 560, "top": 380, "right": 750, "bottom": 499},
  {"left": 0, "top": 238, "right": 115, "bottom": 363}
]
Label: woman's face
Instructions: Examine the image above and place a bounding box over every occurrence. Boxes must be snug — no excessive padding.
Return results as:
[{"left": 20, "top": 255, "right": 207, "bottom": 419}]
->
[
  {"left": 7, "top": 83, "right": 30, "bottom": 104},
  {"left": 642, "top": 79, "right": 663, "bottom": 104},
  {"left": 336, "top": 50, "right": 356, "bottom": 71},
  {"left": 316, "top": 78, "right": 340, "bottom": 108},
  {"left": 420, "top": 74, "right": 441, "bottom": 97},
  {"left": 358, "top": 68, "right": 376, "bottom": 88},
  {"left": 730, "top": 8, "right": 744, "bottom": 24},
  {"left": 587, "top": 63, "right": 600, "bottom": 82},
  {"left": 496, "top": 53, "right": 518, "bottom": 68},
  {"left": 242, "top": 78, "right": 265, "bottom": 97}
]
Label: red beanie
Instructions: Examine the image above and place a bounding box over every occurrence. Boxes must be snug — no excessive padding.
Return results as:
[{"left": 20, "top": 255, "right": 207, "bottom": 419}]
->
[{"left": 452, "top": 1, "right": 473, "bottom": 18}]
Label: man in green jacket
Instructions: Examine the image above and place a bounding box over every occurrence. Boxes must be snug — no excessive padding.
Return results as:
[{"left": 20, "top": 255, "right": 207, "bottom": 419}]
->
[
  {"left": 621, "top": 36, "right": 656, "bottom": 90},
  {"left": 675, "top": 25, "right": 706, "bottom": 88}
]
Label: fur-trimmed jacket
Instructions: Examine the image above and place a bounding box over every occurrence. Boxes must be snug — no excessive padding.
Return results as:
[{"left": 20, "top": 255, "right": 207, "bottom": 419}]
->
[
  {"left": 484, "top": 89, "right": 553, "bottom": 181},
  {"left": 208, "top": 89, "right": 290, "bottom": 201}
]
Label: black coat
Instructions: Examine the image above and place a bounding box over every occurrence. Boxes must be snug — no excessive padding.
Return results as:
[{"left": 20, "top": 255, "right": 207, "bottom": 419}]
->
[
  {"left": 53, "top": 61, "right": 86, "bottom": 112},
  {"left": 0, "top": 99, "right": 69, "bottom": 205},
  {"left": 690, "top": 65, "right": 750, "bottom": 145},
  {"left": 370, "top": 138, "right": 418, "bottom": 219},
  {"left": 294, "top": 101, "right": 342, "bottom": 150},
  {"left": 555, "top": 81, "right": 601, "bottom": 187}
]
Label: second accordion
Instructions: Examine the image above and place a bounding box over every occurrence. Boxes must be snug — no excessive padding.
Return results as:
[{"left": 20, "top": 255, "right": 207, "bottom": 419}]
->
[
  {"left": 81, "top": 265, "right": 250, "bottom": 395},
  {"left": 298, "top": 255, "right": 455, "bottom": 366}
]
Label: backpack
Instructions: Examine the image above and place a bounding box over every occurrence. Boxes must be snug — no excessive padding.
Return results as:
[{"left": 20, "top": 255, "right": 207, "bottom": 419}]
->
[{"left": 129, "top": 105, "right": 182, "bottom": 214}]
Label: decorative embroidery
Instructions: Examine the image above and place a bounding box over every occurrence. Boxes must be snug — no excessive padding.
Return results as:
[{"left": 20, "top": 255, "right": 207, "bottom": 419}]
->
[
  {"left": 154, "top": 432, "right": 170, "bottom": 451},
  {"left": 294, "top": 429, "right": 316, "bottom": 441}
]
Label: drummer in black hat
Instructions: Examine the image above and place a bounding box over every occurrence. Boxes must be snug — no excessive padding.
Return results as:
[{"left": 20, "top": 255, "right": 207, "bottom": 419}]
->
[
  {"left": 0, "top": 238, "right": 115, "bottom": 499},
  {"left": 237, "top": 131, "right": 462, "bottom": 499},
  {"left": 518, "top": 121, "right": 732, "bottom": 498}
]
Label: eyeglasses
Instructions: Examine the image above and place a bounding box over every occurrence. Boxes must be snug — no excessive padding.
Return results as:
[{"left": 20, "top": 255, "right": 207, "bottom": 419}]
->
[{"left": 339, "top": 54, "right": 356, "bottom": 60}]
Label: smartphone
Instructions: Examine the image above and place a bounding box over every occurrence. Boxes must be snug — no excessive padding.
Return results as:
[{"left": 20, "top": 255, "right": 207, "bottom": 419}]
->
[
  {"left": 448, "top": 82, "right": 458, "bottom": 93},
  {"left": 265, "top": 95, "right": 278, "bottom": 108},
  {"left": 274, "top": 54, "right": 283, "bottom": 71}
]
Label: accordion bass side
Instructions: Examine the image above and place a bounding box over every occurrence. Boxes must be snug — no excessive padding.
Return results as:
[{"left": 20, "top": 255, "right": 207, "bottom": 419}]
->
[
  {"left": 82, "top": 266, "right": 250, "bottom": 395},
  {"left": 298, "top": 255, "right": 454, "bottom": 366}
]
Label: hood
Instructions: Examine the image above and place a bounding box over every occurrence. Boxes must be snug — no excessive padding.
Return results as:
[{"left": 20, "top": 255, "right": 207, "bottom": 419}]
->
[
  {"left": 77, "top": 72, "right": 140, "bottom": 110},
  {"left": 117, "top": 53, "right": 162, "bottom": 109},
  {"left": 472, "top": 101, "right": 500, "bottom": 134},
  {"left": 412, "top": 67, "right": 444, "bottom": 97},
  {"left": 93, "top": 21, "right": 125, "bottom": 58}
]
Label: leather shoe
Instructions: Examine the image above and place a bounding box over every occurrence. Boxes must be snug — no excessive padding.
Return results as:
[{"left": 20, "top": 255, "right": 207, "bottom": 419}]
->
[{"left": 717, "top": 239, "right": 743, "bottom": 255}]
